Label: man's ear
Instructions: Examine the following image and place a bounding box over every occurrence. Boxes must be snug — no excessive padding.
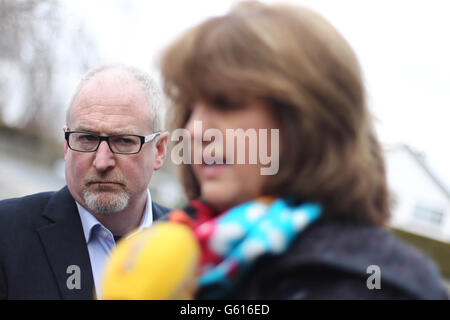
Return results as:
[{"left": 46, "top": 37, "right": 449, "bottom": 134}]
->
[{"left": 153, "top": 131, "right": 169, "bottom": 171}]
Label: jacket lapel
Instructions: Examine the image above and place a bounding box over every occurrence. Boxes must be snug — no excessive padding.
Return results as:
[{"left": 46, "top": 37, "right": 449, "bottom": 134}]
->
[
  {"left": 37, "top": 187, "right": 94, "bottom": 300},
  {"left": 152, "top": 201, "right": 170, "bottom": 221}
]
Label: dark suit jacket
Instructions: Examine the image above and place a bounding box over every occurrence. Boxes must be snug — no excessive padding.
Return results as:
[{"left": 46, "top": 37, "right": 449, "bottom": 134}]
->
[{"left": 0, "top": 186, "right": 170, "bottom": 300}]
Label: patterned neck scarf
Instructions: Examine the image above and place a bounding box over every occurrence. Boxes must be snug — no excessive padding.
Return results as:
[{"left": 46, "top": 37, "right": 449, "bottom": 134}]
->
[{"left": 169, "top": 198, "right": 321, "bottom": 299}]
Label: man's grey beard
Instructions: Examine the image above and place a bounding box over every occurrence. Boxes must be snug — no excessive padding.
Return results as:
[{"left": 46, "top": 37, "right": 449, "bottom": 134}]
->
[{"left": 82, "top": 189, "right": 130, "bottom": 215}]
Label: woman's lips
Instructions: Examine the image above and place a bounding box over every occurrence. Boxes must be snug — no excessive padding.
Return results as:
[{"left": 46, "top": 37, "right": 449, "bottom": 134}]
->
[{"left": 199, "top": 163, "right": 230, "bottom": 179}]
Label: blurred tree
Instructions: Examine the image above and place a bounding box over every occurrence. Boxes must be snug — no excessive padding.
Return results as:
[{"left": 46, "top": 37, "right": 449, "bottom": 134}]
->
[{"left": 0, "top": 0, "right": 98, "bottom": 143}]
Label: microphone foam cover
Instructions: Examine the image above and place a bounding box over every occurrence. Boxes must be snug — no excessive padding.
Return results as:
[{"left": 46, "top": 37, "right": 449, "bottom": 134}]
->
[{"left": 101, "top": 221, "right": 200, "bottom": 300}]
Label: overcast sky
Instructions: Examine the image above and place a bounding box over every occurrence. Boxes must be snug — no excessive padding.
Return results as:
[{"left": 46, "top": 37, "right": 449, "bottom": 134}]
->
[{"left": 65, "top": 0, "right": 450, "bottom": 189}]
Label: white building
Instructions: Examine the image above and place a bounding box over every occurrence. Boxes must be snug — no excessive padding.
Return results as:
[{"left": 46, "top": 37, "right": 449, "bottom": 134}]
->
[{"left": 385, "top": 144, "right": 450, "bottom": 243}]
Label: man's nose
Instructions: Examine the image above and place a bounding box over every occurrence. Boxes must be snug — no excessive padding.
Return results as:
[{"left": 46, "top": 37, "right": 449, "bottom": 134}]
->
[{"left": 93, "top": 140, "right": 116, "bottom": 171}]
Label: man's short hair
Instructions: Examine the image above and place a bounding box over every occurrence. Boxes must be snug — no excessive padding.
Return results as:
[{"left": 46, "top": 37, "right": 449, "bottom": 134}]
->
[{"left": 66, "top": 65, "right": 163, "bottom": 132}]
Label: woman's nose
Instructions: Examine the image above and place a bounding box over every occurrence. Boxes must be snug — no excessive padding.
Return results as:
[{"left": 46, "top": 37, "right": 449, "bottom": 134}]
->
[{"left": 185, "top": 102, "right": 212, "bottom": 140}]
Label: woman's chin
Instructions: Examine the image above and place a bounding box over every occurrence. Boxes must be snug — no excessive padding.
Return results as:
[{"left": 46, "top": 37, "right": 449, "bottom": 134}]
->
[
  {"left": 198, "top": 173, "right": 263, "bottom": 212},
  {"left": 200, "top": 184, "right": 241, "bottom": 213}
]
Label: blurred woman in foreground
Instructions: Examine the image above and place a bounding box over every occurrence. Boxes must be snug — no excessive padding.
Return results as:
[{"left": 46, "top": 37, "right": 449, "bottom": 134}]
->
[{"left": 105, "top": 1, "right": 448, "bottom": 299}]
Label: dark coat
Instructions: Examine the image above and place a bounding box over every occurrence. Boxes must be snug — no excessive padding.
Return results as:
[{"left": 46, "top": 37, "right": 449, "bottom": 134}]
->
[
  {"left": 214, "top": 219, "right": 449, "bottom": 300},
  {"left": 0, "top": 186, "right": 170, "bottom": 300}
]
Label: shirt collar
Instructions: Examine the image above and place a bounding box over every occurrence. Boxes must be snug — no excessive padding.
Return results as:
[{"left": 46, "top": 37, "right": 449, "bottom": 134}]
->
[{"left": 77, "top": 189, "right": 154, "bottom": 243}]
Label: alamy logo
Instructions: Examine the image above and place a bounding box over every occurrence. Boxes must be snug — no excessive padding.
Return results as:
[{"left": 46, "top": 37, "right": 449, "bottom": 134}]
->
[
  {"left": 366, "top": 265, "right": 381, "bottom": 290},
  {"left": 66, "top": 265, "right": 81, "bottom": 290},
  {"left": 170, "top": 121, "right": 280, "bottom": 176}
]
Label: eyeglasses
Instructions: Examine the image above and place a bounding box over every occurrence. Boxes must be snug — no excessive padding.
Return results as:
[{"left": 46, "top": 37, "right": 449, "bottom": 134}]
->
[{"left": 64, "top": 130, "right": 161, "bottom": 154}]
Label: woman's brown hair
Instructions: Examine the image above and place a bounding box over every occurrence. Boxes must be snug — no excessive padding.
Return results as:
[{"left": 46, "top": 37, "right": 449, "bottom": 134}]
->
[{"left": 160, "top": 1, "right": 390, "bottom": 225}]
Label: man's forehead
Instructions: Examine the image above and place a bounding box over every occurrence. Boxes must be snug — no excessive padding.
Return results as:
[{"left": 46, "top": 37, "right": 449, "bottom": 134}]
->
[
  {"left": 74, "top": 91, "right": 145, "bottom": 110},
  {"left": 71, "top": 75, "right": 151, "bottom": 118},
  {"left": 74, "top": 72, "right": 147, "bottom": 107},
  {"left": 69, "top": 105, "right": 152, "bottom": 135}
]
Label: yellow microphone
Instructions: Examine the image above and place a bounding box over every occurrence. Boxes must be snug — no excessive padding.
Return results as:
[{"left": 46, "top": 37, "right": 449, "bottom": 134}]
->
[{"left": 101, "top": 221, "right": 200, "bottom": 300}]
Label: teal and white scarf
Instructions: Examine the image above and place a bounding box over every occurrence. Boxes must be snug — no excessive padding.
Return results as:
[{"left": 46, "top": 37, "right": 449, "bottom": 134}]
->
[{"left": 169, "top": 197, "right": 322, "bottom": 299}]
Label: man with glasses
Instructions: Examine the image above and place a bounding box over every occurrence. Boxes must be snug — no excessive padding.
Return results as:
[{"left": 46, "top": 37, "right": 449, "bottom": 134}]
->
[{"left": 0, "top": 65, "right": 170, "bottom": 299}]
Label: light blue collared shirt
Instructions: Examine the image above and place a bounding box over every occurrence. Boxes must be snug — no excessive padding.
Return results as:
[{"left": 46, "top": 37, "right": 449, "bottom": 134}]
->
[{"left": 76, "top": 189, "right": 154, "bottom": 299}]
